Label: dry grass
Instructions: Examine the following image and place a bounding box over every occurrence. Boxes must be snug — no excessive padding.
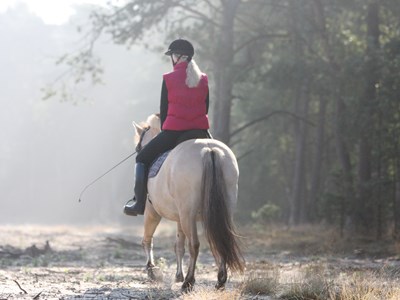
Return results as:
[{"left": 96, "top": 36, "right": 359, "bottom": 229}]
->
[
  {"left": 179, "top": 287, "right": 242, "bottom": 300},
  {"left": 279, "top": 266, "right": 332, "bottom": 299},
  {"left": 175, "top": 224, "right": 400, "bottom": 300},
  {"left": 241, "top": 270, "right": 280, "bottom": 296},
  {"left": 1, "top": 224, "right": 399, "bottom": 299},
  {"left": 237, "top": 264, "right": 400, "bottom": 300},
  {"left": 331, "top": 272, "right": 400, "bottom": 300},
  {"left": 178, "top": 270, "right": 400, "bottom": 300}
]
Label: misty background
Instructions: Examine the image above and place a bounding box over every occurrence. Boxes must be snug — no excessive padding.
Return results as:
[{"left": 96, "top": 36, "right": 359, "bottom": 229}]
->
[
  {"left": 1, "top": 0, "right": 400, "bottom": 240},
  {"left": 0, "top": 2, "right": 166, "bottom": 224}
]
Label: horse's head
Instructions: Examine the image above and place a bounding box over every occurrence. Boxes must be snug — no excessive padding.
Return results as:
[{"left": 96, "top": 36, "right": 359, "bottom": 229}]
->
[{"left": 132, "top": 114, "right": 161, "bottom": 152}]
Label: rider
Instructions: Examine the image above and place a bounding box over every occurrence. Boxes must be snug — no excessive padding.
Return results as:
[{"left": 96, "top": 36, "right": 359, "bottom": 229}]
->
[{"left": 124, "top": 39, "right": 211, "bottom": 216}]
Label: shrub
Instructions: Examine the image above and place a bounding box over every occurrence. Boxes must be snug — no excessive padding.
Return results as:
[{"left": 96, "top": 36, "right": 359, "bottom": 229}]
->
[{"left": 251, "top": 203, "right": 281, "bottom": 224}]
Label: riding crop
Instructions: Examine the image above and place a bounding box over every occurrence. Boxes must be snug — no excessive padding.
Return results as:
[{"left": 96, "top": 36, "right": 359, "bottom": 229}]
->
[{"left": 78, "top": 151, "right": 136, "bottom": 202}]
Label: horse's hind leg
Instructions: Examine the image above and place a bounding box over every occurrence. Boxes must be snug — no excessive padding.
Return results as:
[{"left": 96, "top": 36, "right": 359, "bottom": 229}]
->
[
  {"left": 215, "top": 258, "right": 227, "bottom": 289},
  {"left": 215, "top": 187, "right": 234, "bottom": 289},
  {"left": 174, "top": 222, "right": 186, "bottom": 282},
  {"left": 181, "top": 218, "right": 199, "bottom": 291},
  {"left": 142, "top": 203, "right": 162, "bottom": 280}
]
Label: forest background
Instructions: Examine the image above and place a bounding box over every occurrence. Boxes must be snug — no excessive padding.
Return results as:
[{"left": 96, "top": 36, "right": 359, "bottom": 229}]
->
[{"left": 1, "top": 0, "right": 400, "bottom": 241}]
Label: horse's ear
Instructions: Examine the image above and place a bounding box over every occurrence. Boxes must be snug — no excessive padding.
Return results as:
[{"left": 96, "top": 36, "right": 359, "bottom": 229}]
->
[{"left": 132, "top": 121, "right": 143, "bottom": 136}]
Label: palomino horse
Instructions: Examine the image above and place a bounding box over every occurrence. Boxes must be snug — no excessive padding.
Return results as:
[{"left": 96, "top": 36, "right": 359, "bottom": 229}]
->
[{"left": 133, "top": 114, "right": 244, "bottom": 291}]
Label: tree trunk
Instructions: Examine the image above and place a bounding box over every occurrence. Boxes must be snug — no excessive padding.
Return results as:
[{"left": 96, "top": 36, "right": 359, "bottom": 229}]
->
[
  {"left": 308, "top": 97, "right": 327, "bottom": 221},
  {"left": 287, "top": 2, "right": 310, "bottom": 226},
  {"left": 290, "top": 88, "right": 310, "bottom": 225},
  {"left": 334, "top": 95, "right": 355, "bottom": 236},
  {"left": 376, "top": 110, "right": 383, "bottom": 240},
  {"left": 357, "top": 0, "right": 380, "bottom": 232},
  {"left": 394, "top": 137, "right": 400, "bottom": 240},
  {"left": 212, "top": 0, "right": 240, "bottom": 145},
  {"left": 312, "top": 0, "right": 355, "bottom": 234},
  {"left": 395, "top": 173, "right": 400, "bottom": 240}
]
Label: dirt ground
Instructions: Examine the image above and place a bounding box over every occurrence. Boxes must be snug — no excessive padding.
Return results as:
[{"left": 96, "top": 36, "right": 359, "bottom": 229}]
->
[
  {"left": 0, "top": 221, "right": 245, "bottom": 299},
  {"left": 1, "top": 222, "right": 399, "bottom": 299}
]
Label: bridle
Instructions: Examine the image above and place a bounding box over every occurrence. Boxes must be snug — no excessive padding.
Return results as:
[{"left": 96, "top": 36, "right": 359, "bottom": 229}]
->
[{"left": 135, "top": 126, "right": 150, "bottom": 153}]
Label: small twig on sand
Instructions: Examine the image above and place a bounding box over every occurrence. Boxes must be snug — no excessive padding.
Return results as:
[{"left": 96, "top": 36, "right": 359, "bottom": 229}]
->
[
  {"left": 33, "top": 291, "right": 43, "bottom": 299},
  {"left": 13, "top": 280, "right": 28, "bottom": 294}
]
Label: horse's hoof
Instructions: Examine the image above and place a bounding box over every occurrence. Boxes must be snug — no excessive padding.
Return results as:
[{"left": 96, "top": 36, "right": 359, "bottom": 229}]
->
[
  {"left": 147, "top": 266, "right": 163, "bottom": 282},
  {"left": 181, "top": 281, "right": 195, "bottom": 293},
  {"left": 215, "top": 282, "right": 226, "bottom": 290},
  {"left": 175, "top": 273, "right": 184, "bottom": 283}
]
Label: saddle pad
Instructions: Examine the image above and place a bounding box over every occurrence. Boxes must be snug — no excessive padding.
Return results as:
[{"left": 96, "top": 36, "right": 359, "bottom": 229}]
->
[{"left": 148, "top": 150, "right": 171, "bottom": 178}]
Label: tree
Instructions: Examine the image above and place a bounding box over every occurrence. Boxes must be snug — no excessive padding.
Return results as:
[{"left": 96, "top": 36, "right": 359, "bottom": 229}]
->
[
  {"left": 53, "top": 0, "right": 400, "bottom": 237},
  {"left": 53, "top": 0, "right": 286, "bottom": 145}
]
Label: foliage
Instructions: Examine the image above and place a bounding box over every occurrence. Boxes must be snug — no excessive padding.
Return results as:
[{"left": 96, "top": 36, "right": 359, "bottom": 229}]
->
[
  {"left": 251, "top": 204, "right": 281, "bottom": 224},
  {"left": 58, "top": 0, "right": 400, "bottom": 238}
]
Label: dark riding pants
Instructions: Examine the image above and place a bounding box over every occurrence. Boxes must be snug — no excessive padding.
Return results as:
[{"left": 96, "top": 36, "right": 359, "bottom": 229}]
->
[{"left": 136, "top": 129, "right": 210, "bottom": 166}]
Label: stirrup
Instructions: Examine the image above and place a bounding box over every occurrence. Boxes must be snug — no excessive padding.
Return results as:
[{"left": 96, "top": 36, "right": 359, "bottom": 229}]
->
[{"left": 123, "top": 198, "right": 145, "bottom": 216}]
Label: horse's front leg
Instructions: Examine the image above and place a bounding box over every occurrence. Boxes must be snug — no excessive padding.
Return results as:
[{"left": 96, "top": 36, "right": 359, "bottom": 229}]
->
[
  {"left": 174, "top": 222, "right": 186, "bottom": 282},
  {"left": 142, "top": 201, "right": 162, "bottom": 281}
]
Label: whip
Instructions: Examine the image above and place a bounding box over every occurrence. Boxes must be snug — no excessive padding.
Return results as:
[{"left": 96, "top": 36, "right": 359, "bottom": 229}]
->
[{"left": 78, "top": 151, "right": 136, "bottom": 202}]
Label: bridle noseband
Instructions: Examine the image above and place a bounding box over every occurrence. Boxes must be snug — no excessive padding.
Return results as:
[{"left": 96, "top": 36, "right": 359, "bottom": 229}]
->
[{"left": 136, "top": 127, "right": 150, "bottom": 153}]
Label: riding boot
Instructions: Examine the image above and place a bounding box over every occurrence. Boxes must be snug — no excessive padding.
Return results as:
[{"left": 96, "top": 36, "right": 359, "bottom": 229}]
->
[{"left": 124, "top": 162, "right": 148, "bottom": 216}]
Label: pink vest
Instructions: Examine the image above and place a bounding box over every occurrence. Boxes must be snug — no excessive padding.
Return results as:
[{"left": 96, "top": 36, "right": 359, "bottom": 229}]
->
[{"left": 162, "top": 62, "right": 209, "bottom": 131}]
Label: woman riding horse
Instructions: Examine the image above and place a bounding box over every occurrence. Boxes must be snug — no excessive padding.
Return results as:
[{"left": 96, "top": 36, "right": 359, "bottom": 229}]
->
[{"left": 124, "top": 39, "right": 211, "bottom": 216}]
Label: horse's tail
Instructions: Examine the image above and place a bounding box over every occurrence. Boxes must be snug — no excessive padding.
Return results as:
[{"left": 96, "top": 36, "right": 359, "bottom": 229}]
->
[{"left": 201, "top": 148, "right": 244, "bottom": 273}]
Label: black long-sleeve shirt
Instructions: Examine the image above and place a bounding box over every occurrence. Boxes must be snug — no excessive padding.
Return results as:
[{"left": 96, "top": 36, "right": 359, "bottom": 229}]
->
[{"left": 159, "top": 79, "right": 209, "bottom": 129}]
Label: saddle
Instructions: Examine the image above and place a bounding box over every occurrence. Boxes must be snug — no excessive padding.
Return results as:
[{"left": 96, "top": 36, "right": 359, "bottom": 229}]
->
[{"left": 148, "top": 150, "right": 171, "bottom": 178}]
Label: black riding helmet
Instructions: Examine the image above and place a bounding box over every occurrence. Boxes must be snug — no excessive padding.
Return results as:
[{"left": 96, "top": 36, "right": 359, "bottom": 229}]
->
[{"left": 165, "top": 39, "right": 194, "bottom": 58}]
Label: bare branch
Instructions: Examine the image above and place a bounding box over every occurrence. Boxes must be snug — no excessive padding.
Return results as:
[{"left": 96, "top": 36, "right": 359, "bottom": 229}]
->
[
  {"left": 13, "top": 280, "right": 28, "bottom": 294},
  {"left": 237, "top": 148, "right": 255, "bottom": 161},
  {"left": 175, "top": 3, "right": 220, "bottom": 27},
  {"left": 204, "top": 0, "right": 222, "bottom": 13},
  {"left": 234, "top": 33, "right": 288, "bottom": 54},
  {"left": 230, "top": 110, "right": 315, "bottom": 138},
  {"left": 234, "top": 0, "right": 287, "bottom": 31}
]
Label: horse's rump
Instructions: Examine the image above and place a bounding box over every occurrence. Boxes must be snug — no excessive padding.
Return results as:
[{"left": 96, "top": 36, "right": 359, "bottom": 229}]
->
[{"left": 148, "top": 139, "right": 235, "bottom": 219}]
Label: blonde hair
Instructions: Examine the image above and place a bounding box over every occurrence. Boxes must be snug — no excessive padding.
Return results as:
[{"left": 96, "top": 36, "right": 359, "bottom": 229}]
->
[
  {"left": 185, "top": 59, "right": 202, "bottom": 88},
  {"left": 173, "top": 54, "right": 203, "bottom": 88}
]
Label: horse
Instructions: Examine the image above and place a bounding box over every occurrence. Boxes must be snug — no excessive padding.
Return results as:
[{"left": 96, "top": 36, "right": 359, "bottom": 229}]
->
[{"left": 132, "top": 114, "right": 244, "bottom": 291}]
